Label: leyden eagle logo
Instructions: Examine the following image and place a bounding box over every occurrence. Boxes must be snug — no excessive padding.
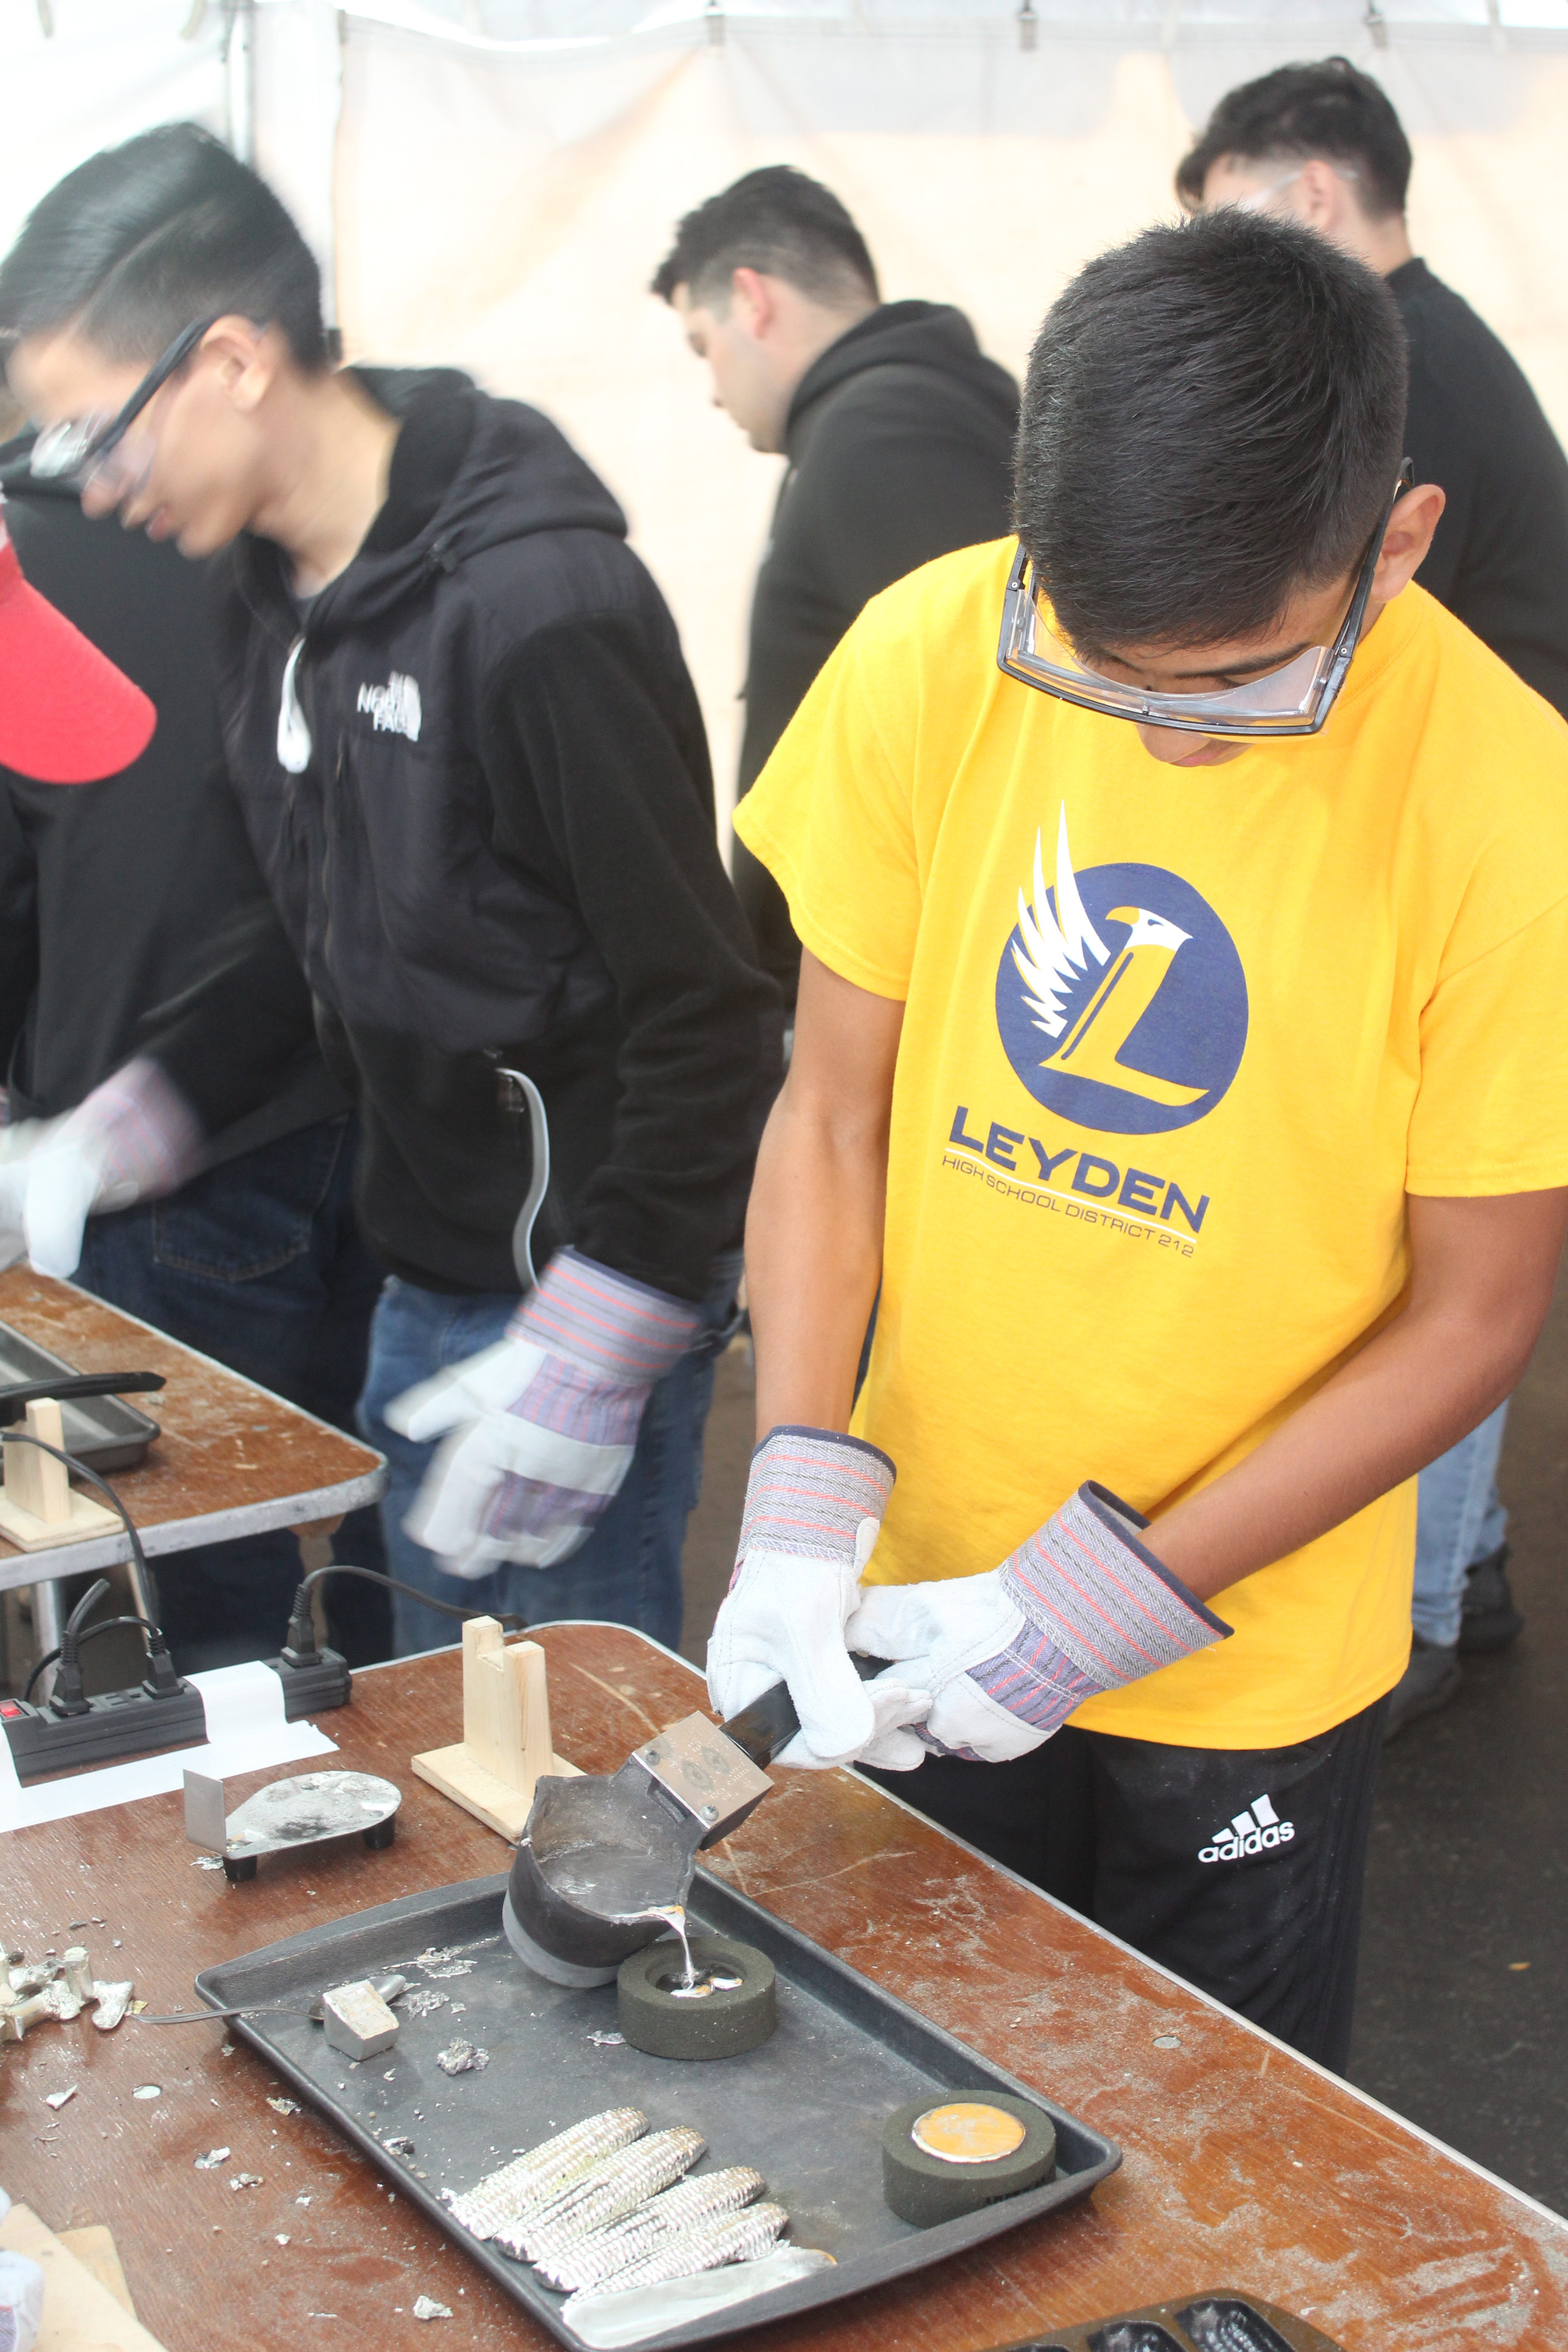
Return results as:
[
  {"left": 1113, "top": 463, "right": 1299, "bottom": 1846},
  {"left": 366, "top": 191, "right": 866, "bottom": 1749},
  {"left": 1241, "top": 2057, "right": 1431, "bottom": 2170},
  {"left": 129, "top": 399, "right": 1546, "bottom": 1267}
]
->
[{"left": 994, "top": 808, "right": 1248, "bottom": 1137}]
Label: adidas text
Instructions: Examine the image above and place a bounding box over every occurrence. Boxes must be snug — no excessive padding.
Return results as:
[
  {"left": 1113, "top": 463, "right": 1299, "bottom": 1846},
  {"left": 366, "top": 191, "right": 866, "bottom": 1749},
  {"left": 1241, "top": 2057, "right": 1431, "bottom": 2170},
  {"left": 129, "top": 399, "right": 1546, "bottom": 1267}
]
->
[
  {"left": 357, "top": 671, "right": 422, "bottom": 742},
  {"left": 1198, "top": 1793, "right": 1294, "bottom": 1865}
]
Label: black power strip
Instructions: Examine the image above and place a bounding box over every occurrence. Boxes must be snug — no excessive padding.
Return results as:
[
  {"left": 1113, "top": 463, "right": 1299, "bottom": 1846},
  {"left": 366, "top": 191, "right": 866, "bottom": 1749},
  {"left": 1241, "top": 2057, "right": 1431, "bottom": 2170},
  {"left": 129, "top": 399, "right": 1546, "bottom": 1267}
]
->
[
  {"left": 1, "top": 1681, "right": 207, "bottom": 1783},
  {"left": 0, "top": 1650, "right": 354, "bottom": 1785}
]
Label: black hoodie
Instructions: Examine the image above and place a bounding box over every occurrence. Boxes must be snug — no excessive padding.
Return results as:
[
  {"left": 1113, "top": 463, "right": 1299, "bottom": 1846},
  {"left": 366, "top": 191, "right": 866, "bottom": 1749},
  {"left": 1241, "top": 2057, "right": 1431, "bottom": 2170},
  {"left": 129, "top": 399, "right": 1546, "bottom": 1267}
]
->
[
  {"left": 735, "top": 300, "right": 1019, "bottom": 1000},
  {"left": 196, "top": 370, "right": 779, "bottom": 1303}
]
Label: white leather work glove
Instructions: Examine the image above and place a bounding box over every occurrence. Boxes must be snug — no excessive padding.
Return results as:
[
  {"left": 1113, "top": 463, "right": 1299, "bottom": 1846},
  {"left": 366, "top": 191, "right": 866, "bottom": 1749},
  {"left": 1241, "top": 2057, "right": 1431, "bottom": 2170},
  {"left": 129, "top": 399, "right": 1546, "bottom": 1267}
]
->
[
  {"left": 706, "top": 1426, "right": 930, "bottom": 1772},
  {"left": 0, "top": 2188, "right": 45, "bottom": 2352},
  {"left": 0, "top": 1059, "right": 202, "bottom": 1280},
  {"left": 847, "top": 1483, "right": 1232, "bottom": 1765},
  {"left": 387, "top": 1246, "right": 704, "bottom": 1578}
]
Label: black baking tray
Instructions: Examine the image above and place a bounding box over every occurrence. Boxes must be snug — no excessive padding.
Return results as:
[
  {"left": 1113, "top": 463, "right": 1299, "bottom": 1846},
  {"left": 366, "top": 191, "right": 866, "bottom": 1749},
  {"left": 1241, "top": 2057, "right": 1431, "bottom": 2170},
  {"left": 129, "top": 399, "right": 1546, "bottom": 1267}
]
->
[
  {"left": 0, "top": 1320, "right": 161, "bottom": 1471},
  {"left": 197, "top": 1868, "right": 1121, "bottom": 2350},
  {"left": 991, "top": 2291, "right": 1345, "bottom": 2351}
]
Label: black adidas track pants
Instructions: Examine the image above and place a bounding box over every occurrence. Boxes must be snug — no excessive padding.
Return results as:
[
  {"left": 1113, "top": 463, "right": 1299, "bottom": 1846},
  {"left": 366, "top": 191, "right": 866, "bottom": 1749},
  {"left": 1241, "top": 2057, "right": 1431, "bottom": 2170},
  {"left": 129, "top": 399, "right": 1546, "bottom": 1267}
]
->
[{"left": 862, "top": 1694, "right": 1388, "bottom": 2073}]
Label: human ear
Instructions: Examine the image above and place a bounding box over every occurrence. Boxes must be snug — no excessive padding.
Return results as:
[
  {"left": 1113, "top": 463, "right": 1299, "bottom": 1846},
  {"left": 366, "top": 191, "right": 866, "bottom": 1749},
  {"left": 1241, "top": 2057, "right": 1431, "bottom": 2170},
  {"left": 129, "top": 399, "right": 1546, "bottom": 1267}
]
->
[
  {"left": 728, "top": 266, "right": 774, "bottom": 343},
  {"left": 1371, "top": 481, "right": 1446, "bottom": 600},
  {"left": 203, "top": 316, "right": 282, "bottom": 414},
  {"left": 1291, "top": 159, "right": 1343, "bottom": 231}
]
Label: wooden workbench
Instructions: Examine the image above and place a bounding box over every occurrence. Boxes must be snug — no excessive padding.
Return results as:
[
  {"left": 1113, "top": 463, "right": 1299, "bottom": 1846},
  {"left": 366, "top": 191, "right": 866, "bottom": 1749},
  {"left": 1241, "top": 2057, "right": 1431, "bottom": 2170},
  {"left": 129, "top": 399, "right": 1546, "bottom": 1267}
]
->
[
  {"left": 2, "top": 1625, "right": 1562, "bottom": 2351},
  {"left": 0, "top": 1268, "right": 386, "bottom": 1593}
]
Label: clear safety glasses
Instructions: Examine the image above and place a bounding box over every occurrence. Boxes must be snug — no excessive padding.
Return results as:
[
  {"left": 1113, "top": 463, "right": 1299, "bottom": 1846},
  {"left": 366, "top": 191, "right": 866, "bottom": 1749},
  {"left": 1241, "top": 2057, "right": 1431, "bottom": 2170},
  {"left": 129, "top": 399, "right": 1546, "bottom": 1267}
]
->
[
  {"left": 996, "top": 461, "right": 1412, "bottom": 740},
  {"left": 28, "top": 316, "right": 216, "bottom": 502}
]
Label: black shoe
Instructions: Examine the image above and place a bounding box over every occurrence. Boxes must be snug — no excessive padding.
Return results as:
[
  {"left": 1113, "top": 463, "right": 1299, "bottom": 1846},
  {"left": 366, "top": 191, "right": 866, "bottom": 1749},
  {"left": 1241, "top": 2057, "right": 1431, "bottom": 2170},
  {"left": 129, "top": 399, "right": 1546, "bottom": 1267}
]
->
[
  {"left": 1459, "top": 1543, "right": 1524, "bottom": 1654},
  {"left": 1383, "top": 1634, "right": 1462, "bottom": 1742}
]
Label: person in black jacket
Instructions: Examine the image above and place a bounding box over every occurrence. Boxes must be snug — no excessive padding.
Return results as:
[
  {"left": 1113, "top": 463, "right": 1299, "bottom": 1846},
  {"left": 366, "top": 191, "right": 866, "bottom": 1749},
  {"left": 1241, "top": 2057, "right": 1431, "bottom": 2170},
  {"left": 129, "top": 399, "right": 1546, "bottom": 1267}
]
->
[
  {"left": 1176, "top": 55, "right": 1568, "bottom": 1731},
  {"left": 654, "top": 168, "right": 1019, "bottom": 1006},
  {"left": 0, "top": 443, "right": 390, "bottom": 1671},
  {"left": 0, "top": 126, "right": 779, "bottom": 1659}
]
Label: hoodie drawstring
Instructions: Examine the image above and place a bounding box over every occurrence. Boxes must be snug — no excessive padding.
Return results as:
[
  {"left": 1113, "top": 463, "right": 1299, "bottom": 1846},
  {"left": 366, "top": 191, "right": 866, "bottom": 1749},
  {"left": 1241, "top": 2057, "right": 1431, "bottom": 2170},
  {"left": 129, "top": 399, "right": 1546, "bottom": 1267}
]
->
[{"left": 277, "top": 637, "right": 312, "bottom": 774}]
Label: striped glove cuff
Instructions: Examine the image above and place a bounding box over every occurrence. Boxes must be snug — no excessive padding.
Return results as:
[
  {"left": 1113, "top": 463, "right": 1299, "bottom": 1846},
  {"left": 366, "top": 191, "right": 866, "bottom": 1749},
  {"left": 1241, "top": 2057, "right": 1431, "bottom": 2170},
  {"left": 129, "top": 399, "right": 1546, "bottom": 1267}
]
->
[
  {"left": 736, "top": 1426, "right": 896, "bottom": 1572},
  {"left": 1001, "top": 1483, "right": 1230, "bottom": 1694},
  {"left": 515, "top": 1247, "right": 703, "bottom": 1387}
]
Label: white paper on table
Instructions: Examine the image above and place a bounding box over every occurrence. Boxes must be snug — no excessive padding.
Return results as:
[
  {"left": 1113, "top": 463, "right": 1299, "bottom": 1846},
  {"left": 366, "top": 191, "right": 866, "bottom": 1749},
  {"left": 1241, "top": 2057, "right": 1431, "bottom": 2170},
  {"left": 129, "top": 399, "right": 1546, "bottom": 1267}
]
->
[{"left": 0, "top": 1660, "right": 335, "bottom": 1832}]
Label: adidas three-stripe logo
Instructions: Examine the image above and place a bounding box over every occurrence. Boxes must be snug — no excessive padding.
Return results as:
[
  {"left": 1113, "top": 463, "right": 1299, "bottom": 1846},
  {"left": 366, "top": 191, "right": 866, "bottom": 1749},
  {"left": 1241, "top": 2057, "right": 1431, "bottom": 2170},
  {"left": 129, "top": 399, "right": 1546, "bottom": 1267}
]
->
[{"left": 1197, "top": 1793, "right": 1296, "bottom": 1866}]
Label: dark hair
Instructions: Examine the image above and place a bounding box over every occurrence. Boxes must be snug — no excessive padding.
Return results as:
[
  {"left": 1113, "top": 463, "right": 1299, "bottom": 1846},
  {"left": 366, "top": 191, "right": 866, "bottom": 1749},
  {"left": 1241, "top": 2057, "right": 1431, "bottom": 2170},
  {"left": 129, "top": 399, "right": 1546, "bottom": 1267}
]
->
[
  {"left": 1175, "top": 56, "right": 1412, "bottom": 220},
  {"left": 1014, "top": 210, "right": 1407, "bottom": 657},
  {"left": 0, "top": 123, "right": 328, "bottom": 372},
  {"left": 651, "top": 166, "right": 878, "bottom": 309}
]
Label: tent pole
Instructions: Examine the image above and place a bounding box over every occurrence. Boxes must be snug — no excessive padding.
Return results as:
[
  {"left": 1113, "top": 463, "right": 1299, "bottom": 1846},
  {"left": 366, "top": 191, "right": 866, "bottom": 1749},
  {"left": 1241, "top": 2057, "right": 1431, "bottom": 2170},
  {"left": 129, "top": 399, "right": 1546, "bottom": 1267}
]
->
[{"left": 224, "top": 0, "right": 257, "bottom": 167}]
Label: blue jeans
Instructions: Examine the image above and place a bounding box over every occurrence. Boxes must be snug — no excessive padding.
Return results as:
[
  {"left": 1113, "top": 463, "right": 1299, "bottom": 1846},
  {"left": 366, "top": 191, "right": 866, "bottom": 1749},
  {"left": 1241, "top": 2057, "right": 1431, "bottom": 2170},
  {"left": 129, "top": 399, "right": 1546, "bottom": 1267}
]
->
[
  {"left": 74, "top": 1114, "right": 389, "bottom": 1671},
  {"left": 358, "top": 1259, "right": 739, "bottom": 1658},
  {"left": 1411, "top": 1403, "right": 1510, "bottom": 1648}
]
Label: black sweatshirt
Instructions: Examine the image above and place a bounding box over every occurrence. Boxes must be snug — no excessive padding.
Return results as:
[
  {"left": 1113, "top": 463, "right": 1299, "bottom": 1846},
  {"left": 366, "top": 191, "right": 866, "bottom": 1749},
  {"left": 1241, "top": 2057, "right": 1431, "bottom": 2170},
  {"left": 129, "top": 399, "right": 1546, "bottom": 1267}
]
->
[
  {"left": 1392, "top": 259, "right": 1568, "bottom": 718},
  {"left": 735, "top": 301, "right": 1019, "bottom": 1001},
  {"left": 0, "top": 446, "right": 342, "bottom": 1161},
  {"left": 197, "top": 370, "right": 779, "bottom": 1303}
]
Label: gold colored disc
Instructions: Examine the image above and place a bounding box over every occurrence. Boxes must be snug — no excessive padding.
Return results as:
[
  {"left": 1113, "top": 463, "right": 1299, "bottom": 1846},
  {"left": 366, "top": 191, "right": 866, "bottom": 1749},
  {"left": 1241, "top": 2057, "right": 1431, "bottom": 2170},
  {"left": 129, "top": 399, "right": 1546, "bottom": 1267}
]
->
[{"left": 910, "top": 2101, "right": 1027, "bottom": 2166}]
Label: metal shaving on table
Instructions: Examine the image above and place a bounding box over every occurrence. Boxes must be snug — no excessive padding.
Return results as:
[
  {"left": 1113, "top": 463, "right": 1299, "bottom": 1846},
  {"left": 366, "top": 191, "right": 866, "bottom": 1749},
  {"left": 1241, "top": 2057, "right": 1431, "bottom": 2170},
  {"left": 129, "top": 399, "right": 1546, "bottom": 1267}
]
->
[
  {"left": 537, "top": 2166, "right": 767, "bottom": 2295},
  {"left": 598, "top": 2201, "right": 789, "bottom": 2293},
  {"left": 500, "top": 2128, "right": 706, "bottom": 2263},
  {"left": 444, "top": 2109, "right": 648, "bottom": 2240}
]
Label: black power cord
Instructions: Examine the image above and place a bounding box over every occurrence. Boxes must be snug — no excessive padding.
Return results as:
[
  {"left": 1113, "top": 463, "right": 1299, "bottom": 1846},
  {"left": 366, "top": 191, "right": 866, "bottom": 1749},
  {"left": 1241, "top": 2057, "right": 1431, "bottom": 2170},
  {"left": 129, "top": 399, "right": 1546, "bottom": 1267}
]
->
[
  {"left": 23, "top": 1609, "right": 178, "bottom": 1703},
  {"left": 280, "top": 1563, "right": 525, "bottom": 1665}
]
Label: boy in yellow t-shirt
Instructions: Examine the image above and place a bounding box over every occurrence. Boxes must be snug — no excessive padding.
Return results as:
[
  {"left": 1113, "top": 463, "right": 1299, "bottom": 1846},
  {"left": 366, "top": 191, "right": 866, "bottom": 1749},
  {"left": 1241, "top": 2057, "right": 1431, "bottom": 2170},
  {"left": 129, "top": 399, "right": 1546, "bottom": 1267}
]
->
[{"left": 704, "top": 209, "right": 1568, "bottom": 2071}]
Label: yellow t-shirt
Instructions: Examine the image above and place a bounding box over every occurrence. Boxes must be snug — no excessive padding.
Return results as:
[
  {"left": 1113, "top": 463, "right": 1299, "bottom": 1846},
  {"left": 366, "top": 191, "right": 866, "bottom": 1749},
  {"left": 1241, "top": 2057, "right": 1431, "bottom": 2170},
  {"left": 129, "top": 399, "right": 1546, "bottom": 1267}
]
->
[{"left": 736, "top": 539, "right": 1568, "bottom": 1749}]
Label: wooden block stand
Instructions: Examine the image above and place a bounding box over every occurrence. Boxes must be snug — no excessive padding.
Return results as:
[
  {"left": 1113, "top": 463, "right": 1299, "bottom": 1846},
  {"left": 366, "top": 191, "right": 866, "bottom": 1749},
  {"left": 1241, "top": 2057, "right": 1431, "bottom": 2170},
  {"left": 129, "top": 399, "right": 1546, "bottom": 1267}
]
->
[
  {"left": 0, "top": 1396, "right": 120, "bottom": 1551},
  {"left": 412, "top": 1616, "right": 578, "bottom": 1840}
]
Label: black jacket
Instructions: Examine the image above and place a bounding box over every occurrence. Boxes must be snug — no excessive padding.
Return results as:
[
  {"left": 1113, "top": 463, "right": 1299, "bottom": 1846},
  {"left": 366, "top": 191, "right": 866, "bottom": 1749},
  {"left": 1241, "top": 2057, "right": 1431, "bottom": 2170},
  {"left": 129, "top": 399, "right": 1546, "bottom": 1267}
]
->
[
  {"left": 1392, "top": 259, "right": 1568, "bottom": 718},
  {"left": 736, "top": 301, "right": 1019, "bottom": 1000},
  {"left": 202, "top": 370, "right": 779, "bottom": 1303},
  {"left": 0, "top": 447, "right": 341, "bottom": 1162}
]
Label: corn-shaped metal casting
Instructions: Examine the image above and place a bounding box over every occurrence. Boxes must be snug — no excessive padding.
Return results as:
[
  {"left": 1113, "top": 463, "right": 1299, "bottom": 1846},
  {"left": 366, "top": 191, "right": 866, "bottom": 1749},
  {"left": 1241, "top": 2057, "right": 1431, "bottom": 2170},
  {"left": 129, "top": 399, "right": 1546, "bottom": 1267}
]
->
[
  {"left": 564, "top": 2200, "right": 789, "bottom": 2304},
  {"left": 444, "top": 2107, "right": 647, "bottom": 2239},
  {"left": 535, "top": 2165, "right": 767, "bottom": 2293},
  {"left": 500, "top": 2127, "right": 706, "bottom": 2263}
]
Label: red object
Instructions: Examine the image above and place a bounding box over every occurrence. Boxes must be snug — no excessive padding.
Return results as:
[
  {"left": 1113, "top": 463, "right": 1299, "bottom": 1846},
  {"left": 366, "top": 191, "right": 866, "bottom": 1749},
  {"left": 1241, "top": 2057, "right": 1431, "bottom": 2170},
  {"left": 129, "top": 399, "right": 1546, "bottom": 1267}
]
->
[{"left": 0, "top": 514, "right": 157, "bottom": 783}]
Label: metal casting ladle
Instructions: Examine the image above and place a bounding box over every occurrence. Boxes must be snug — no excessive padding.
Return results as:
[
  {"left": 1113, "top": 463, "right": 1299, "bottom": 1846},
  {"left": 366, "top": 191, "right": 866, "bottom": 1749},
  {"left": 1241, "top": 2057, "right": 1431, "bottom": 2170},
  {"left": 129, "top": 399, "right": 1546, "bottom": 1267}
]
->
[{"left": 503, "top": 1660, "right": 885, "bottom": 1986}]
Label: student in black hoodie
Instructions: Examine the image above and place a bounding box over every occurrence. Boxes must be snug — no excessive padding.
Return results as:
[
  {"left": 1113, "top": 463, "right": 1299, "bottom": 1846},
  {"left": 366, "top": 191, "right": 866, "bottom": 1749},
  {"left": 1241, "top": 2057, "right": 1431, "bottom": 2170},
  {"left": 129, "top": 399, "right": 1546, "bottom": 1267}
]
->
[
  {"left": 0, "top": 441, "right": 391, "bottom": 1672},
  {"left": 654, "top": 169, "right": 1019, "bottom": 1006},
  {"left": 0, "top": 126, "right": 779, "bottom": 1658}
]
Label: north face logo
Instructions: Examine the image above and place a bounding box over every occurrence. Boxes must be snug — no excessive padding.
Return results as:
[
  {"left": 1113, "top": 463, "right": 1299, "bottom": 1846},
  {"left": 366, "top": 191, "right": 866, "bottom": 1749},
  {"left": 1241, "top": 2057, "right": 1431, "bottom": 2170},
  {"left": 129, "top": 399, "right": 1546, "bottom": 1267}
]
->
[
  {"left": 357, "top": 671, "right": 422, "bottom": 742},
  {"left": 1198, "top": 1793, "right": 1295, "bottom": 1865}
]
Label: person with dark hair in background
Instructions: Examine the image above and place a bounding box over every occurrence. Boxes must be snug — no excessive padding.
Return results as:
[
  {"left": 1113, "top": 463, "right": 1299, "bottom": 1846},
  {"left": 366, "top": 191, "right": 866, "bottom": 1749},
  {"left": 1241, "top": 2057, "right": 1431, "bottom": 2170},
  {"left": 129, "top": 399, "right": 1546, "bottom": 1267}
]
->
[
  {"left": 653, "top": 166, "right": 1018, "bottom": 1008},
  {"left": 1177, "top": 56, "right": 1568, "bottom": 1735},
  {"left": 0, "top": 124, "right": 779, "bottom": 1660},
  {"left": 0, "top": 431, "right": 391, "bottom": 1672},
  {"left": 704, "top": 211, "right": 1568, "bottom": 2068}
]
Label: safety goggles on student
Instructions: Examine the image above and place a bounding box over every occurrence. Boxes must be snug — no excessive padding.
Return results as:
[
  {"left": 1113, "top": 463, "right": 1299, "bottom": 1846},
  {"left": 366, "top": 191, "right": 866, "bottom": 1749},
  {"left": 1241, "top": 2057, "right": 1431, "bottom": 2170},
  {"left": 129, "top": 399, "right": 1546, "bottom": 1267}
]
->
[
  {"left": 28, "top": 317, "right": 216, "bottom": 500},
  {"left": 995, "top": 461, "right": 1412, "bottom": 740}
]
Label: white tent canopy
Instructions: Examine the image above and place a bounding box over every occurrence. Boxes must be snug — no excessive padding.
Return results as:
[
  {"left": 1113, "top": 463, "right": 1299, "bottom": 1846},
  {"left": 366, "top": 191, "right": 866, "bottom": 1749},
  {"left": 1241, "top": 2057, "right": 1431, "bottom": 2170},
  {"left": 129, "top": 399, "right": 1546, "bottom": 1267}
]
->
[{"left": 6, "top": 0, "right": 1568, "bottom": 831}]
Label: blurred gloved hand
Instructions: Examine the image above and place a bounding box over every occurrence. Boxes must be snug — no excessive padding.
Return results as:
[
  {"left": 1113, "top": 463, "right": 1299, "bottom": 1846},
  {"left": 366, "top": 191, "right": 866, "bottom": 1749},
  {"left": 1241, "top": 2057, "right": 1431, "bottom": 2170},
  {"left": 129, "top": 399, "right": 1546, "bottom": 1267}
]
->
[
  {"left": 847, "top": 1483, "right": 1231, "bottom": 1765},
  {"left": 0, "top": 1059, "right": 201, "bottom": 1280},
  {"left": 706, "top": 1426, "right": 929, "bottom": 1771},
  {"left": 387, "top": 1247, "right": 703, "bottom": 1578},
  {"left": 0, "top": 2186, "right": 45, "bottom": 2352}
]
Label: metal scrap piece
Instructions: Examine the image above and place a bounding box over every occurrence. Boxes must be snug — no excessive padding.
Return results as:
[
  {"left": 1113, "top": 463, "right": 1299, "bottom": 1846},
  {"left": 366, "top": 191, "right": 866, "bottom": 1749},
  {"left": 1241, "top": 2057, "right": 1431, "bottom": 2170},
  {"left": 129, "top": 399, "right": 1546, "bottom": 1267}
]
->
[
  {"left": 434, "top": 2038, "right": 488, "bottom": 2076},
  {"left": 194, "top": 2147, "right": 230, "bottom": 2169},
  {"left": 504, "top": 2128, "right": 707, "bottom": 2264},
  {"left": 444, "top": 2109, "right": 647, "bottom": 2240},
  {"left": 412, "top": 2298, "right": 451, "bottom": 2321},
  {"left": 539, "top": 2166, "right": 767, "bottom": 2294},
  {"left": 91, "top": 1980, "right": 133, "bottom": 2030}
]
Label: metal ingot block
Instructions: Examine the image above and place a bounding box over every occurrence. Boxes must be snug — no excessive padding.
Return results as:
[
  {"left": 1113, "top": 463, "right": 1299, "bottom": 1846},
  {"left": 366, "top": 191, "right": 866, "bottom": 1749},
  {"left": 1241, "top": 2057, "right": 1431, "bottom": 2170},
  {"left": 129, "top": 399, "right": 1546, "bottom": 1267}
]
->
[{"left": 321, "top": 1979, "right": 400, "bottom": 2062}]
